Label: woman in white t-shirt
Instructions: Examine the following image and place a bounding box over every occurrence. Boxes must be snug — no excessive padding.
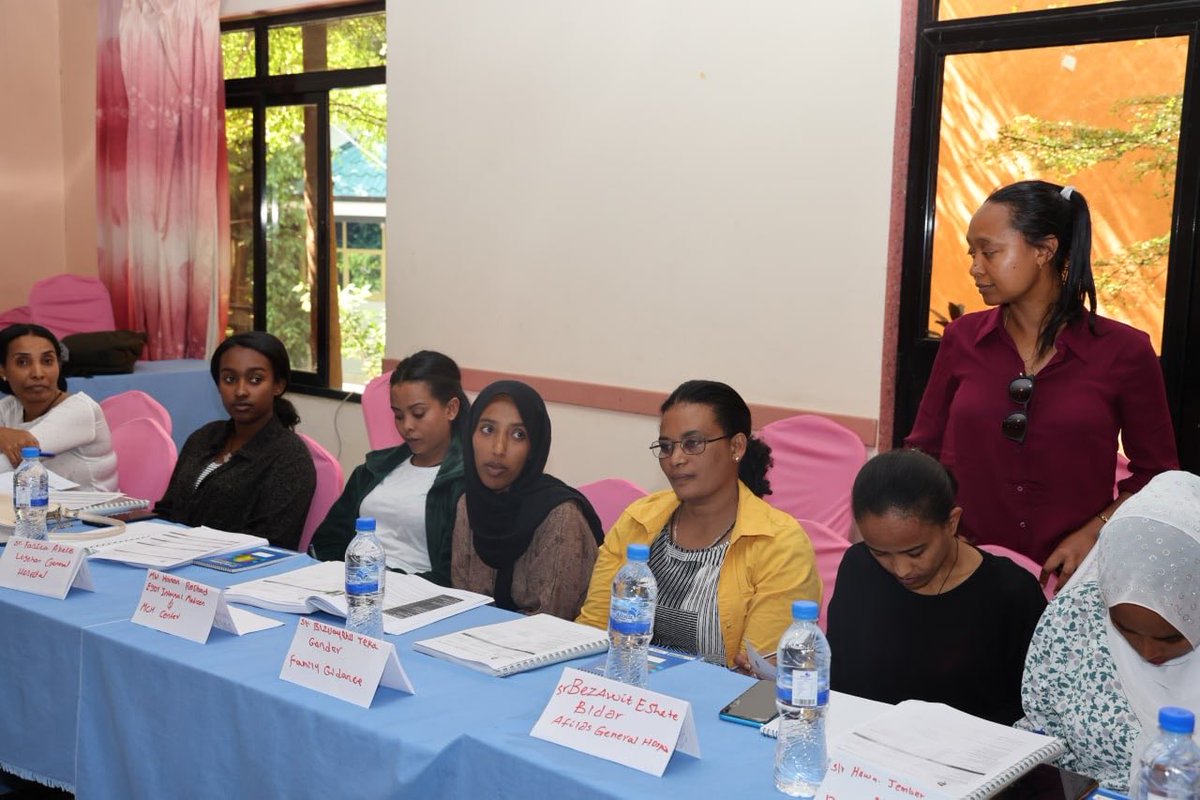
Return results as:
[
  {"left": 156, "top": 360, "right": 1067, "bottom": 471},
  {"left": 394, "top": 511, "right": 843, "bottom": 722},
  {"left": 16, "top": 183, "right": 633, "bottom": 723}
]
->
[
  {"left": 0, "top": 324, "right": 118, "bottom": 491},
  {"left": 310, "top": 351, "right": 468, "bottom": 585}
]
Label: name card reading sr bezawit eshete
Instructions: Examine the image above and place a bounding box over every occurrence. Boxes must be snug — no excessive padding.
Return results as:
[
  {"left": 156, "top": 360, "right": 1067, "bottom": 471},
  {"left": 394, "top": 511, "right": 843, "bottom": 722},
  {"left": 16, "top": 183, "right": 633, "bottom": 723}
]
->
[{"left": 530, "top": 667, "right": 700, "bottom": 777}]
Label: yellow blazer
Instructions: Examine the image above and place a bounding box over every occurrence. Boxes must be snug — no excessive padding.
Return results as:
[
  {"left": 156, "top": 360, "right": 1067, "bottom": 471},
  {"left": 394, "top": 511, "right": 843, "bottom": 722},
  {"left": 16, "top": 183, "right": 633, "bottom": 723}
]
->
[{"left": 576, "top": 481, "right": 821, "bottom": 668}]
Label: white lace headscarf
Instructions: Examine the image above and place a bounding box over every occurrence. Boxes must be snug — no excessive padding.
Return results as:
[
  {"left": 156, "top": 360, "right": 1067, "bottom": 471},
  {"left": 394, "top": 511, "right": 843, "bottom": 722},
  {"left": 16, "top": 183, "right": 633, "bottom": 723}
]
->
[{"left": 1097, "top": 470, "right": 1200, "bottom": 786}]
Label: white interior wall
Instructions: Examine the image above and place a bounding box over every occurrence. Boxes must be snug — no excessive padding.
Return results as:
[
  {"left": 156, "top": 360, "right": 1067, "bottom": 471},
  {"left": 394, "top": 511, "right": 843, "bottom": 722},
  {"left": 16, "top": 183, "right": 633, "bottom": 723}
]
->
[{"left": 385, "top": 1, "right": 901, "bottom": 487}]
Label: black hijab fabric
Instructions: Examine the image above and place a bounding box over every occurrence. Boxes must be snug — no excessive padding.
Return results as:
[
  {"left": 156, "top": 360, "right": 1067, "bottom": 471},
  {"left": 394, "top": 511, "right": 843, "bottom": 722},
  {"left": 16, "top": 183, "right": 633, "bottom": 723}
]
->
[{"left": 463, "top": 380, "right": 604, "bottom": 611}]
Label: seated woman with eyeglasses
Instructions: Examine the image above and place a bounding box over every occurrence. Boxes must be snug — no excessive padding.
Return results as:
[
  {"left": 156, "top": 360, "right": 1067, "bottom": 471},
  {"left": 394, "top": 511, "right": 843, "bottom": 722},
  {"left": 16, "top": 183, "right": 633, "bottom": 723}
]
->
[
  {"left": 906, "top": 180, "right": 1176, "bottom": 590},
  {"left": 827, "top": 449, "right": 1046, "bottom": 724},
  {"left": 577, "top": 380, "right": 820, "bottom": 668},
  {"left": 451, "top": 380, "right": 605, "bottom": 620}
]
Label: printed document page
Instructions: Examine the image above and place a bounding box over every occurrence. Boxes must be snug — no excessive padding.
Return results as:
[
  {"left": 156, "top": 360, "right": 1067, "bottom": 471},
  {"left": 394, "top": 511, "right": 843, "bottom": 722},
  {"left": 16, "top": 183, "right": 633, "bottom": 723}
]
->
[
  {"left": 88, "top": 523, "right": 266, "bottom": 569},
  {"left": 836, "top": 700, "right": 1062, "bottom": 795}
]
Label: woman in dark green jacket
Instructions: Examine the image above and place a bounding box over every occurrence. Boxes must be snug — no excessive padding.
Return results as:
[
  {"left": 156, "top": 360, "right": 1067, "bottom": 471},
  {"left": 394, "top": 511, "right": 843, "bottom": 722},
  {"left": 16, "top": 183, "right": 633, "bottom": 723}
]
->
[{"left": 310, "top": 351, "right": 468, "bottom": 586}]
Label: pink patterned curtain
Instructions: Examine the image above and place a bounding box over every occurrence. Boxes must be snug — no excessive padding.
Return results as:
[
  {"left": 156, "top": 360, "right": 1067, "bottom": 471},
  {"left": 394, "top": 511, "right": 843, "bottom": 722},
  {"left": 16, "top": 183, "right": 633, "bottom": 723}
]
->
[{"left": 96, "top": 0, "right": 229, "bottom": 360}]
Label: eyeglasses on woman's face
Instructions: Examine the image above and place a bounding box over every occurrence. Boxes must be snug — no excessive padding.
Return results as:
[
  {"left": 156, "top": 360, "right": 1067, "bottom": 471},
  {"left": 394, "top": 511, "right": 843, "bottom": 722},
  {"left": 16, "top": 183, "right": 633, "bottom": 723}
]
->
[{"left": 649, "top": 434, "right": 728, "bottom": 459}]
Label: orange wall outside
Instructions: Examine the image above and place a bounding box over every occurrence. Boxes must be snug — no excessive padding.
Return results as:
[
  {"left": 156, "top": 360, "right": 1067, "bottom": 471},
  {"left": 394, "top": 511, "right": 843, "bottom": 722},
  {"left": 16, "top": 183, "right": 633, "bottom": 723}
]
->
[{"left": 0, "top": 0, "right": 97, "bottom": 308}]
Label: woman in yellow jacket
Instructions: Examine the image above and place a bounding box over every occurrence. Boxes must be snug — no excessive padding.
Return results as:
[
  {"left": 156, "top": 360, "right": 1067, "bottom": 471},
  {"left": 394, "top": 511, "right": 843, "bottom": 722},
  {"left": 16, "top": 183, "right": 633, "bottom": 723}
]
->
[{"left": 577, "top": 380, "right": 821, "bottom": 669}]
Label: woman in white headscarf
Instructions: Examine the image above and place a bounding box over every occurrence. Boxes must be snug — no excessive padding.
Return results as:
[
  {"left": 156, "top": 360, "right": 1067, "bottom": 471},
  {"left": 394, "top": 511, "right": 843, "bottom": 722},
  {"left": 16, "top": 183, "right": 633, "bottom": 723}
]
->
[{"left": 1017, "top": 470, "right": 1200, "bottom": 793}]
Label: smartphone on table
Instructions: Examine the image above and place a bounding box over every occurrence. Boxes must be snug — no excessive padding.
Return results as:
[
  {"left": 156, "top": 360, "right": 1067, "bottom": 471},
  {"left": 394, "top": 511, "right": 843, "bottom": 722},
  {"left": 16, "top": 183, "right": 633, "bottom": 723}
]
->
[{"left": 718, "top": 678, "right": 779, "bottom": 728}]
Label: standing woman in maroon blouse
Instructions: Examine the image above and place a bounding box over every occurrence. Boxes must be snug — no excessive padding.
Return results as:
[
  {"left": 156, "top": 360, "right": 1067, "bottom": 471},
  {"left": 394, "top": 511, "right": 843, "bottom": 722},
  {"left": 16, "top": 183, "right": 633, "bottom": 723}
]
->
[{"left": 906, "top": 180, "right": 1177, "bottom": 589}]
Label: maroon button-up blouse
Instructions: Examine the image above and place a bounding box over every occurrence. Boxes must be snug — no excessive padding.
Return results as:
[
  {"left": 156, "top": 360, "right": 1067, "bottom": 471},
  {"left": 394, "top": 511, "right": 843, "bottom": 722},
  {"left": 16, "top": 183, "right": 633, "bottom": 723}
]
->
[{"left": 905, "top": 307, "right": 1178, "bottom": 565}]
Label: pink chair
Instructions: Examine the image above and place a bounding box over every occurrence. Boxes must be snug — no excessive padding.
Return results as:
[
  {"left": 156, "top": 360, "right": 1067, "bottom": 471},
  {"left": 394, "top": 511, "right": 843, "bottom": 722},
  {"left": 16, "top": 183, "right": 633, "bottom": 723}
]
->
[
  {"left": 759, "top": 415, "right": 867, "bottom": 541},
  {"left": 1114, "top": 452, "right": 1132, "bottom": 498},
  {"left": 797, "top": 518, "right": 851, "bottom": 632},
  {"left": 110, "top": 417, "right": 177, "bottom": 503},
  {"left": 979, "top": 543, "right": 1055, "bottom": 600},
  {"left": 0, "top": 305, "right": 32, "bottom": 327},
  {"left": 100, "top": 390, "right": 173, "bottom": 436},
  {"left": 361, "top": 372, "right": 403, "bottom": 451},
  {"left": 578, "top": 478, "right": 648, "bottom": 534},
  {"left": 298, "top": 434, "right": 345, "bottom": 553},
  {"left": 28, "top": 275, "right": 117, "bottom": 339}
]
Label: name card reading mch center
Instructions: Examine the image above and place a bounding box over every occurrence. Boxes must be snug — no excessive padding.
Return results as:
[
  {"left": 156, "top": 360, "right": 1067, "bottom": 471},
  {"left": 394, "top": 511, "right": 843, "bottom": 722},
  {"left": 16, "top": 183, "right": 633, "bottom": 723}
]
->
[
  {"left": 279, "top": 617, "right": 414, "bottom": 708},
  {"left": 0, "top": 539, "right": 93, "bottom": 599},
  {"left": 131, "top": 570, "right": 281, "bottom": 643},
  {"left": 530, "top": 667, "right": 700, "bottom": 777}
]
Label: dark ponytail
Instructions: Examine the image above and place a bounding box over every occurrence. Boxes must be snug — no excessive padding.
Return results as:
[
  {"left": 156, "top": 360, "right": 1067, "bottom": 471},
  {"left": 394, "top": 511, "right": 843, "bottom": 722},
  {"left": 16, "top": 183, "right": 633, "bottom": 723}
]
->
[
  {"left": 210, "top": 332, "right": 301, "bottom": 430},
  {"left": 986, "top": 180, "right": 1097, "bottom": 357},
  {"left": 390, "top": 350, "right": 470, "bottom": 436},
  {"left": 660, "top": 379, "right": 774, "bottom": 497}
]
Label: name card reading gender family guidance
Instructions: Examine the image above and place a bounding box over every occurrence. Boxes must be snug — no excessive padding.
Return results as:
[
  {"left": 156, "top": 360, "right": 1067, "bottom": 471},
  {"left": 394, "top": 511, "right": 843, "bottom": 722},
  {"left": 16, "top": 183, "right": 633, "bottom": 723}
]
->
[
  {"left": 0, "top": 539, "right": 93, "bottom": 599},
  {"left": 530, "top": 667, "right": 700, "bottom": 777},
  {"left": 131, "top": 569, "right": 281, "bottom": 643},
  {"left": 280, "top": 617, "right": 414, "bottom": 708}
]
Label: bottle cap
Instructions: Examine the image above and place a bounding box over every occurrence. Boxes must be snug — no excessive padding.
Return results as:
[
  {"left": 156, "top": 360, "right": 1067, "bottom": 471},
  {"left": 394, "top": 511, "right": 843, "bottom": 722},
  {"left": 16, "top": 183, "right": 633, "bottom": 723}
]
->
[
  {"left": 792, "top": 600, "right": 819, "bottom": 621},
  {"left": 20, "top": 446, "right": 40, "bottom": 459},
  {"left": 626, "top": 543, "right": 650, "bottom": 562},
  {"left": 1158, "top": 706, "right": 1195, "bottom": 734},
  {"left": 355, "top": 517, "right": 377, "bottom": 532}
]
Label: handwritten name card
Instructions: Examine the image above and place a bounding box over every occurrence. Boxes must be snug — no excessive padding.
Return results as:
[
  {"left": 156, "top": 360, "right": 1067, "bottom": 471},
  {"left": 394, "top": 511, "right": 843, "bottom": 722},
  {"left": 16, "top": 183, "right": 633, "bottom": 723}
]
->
[
  {"left": 0, "top": 539, "right": 93, "bottom": 599},
  {"left": 279, "top": 617, "right": 414, "bottom": 708},
  {"left": 817, "top": 752, "right": 943, "bottom": 800},
  {"left": 131, "top": 570, "right": 281, "bottom": 643},
  {"left": 530, "top": 667, "right": 700, "bottom": 777}
]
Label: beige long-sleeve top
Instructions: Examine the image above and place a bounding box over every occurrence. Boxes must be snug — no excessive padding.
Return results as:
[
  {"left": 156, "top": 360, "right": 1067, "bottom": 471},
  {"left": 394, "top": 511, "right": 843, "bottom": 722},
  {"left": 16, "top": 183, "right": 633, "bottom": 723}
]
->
[{"left": 450, "top": 495, "right": 598, "bottom": 621}]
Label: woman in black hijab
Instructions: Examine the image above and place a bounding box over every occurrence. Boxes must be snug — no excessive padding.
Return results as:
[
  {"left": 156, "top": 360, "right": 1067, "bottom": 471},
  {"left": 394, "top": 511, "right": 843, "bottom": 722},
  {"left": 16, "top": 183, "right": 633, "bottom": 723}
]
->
[{"left": 450, "top": 380, "right": 604, "bottom": 619}]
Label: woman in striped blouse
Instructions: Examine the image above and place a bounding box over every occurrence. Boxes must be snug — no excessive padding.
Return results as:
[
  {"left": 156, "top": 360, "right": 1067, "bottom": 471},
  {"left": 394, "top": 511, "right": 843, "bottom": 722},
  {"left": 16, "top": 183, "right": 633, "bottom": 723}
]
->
[{"left": 578, "top": 380, "right": 821, "bottom": 668}]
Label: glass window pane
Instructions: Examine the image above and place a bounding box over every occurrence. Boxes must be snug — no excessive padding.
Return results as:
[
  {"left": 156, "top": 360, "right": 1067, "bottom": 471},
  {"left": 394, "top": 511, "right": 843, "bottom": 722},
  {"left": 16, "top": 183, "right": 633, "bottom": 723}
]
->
[
  {"left": 928, "top": 37, "right": 1187, "bottom": 353},
  {"left": 265, "top": 104, "right": 319, "bottom": 373},
  {"left": 226, "top": 107, "right": 254, "bottom": 336},
  {"left": 268, "top": 13, "right": 386, "bottom": 76},
  {"left": 939, "top": 0, "right": 1129, "bottom": 20},
  {"left": 346, "top": 221, "right": 383, "bottom": 250},
  {"left": 331, "top": 84, "right": 386, "bottom": 389},
  {"left": 221, "top": 29, "right": 255, "bottom": 80}
]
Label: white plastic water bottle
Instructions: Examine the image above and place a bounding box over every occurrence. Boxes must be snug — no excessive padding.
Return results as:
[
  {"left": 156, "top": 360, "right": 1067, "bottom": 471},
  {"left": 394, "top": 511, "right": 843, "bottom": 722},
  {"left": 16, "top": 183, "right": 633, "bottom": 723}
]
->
[
  {"left": 1136, "top": 707, "right": 1200, "bottom": 799},
  {"left": 774, "top": 600, "right": 831, "bottom": 798},
  {"left": 13, "top": 446, "right": 49, "bottom": 541},
  {"left": 603, "top": 543, "right": 658, "bottom": 688},
  {"left": 344, "top": 517, "right": 385, "bottom": 638}
]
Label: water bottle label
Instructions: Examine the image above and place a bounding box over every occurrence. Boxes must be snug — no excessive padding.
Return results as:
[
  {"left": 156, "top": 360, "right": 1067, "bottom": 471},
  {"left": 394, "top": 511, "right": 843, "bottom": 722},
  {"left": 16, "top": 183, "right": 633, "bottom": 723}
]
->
[
  {"left": 790, "top": 669, "right": 818, "bottom": 706},
  {"left": 608, "top": 596, "right": 652, "bottom": 635},
  {"left": 29, "top": 496, "right": 48, "bottom": 508},
  {"left": 345, "top": 580, "right": 379, "bottom": 596},
  {"left": 609, "top": 615, "right": 652, "bottom": 635}
]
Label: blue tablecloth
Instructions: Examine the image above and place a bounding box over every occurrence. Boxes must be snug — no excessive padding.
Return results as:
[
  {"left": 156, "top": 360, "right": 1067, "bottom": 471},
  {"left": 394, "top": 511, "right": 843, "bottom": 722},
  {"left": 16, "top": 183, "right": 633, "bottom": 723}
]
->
[
  {"left": 0, "top": 549, "right": 1126, "bottom": 799},
  {"left": 67, "top": 360, "right": 226, "bottom": 450},
  {"left": 73, "top": 582, "right": 784, "bottom": 799}
]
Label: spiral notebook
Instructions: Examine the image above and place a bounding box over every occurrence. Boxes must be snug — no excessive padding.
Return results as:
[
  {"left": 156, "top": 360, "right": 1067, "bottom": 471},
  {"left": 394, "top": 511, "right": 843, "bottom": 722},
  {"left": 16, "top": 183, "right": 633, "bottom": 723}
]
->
[
  {"left": 412, "top": 614, "right": 608, "bottom": 677},
  {"left": 775, "top": 699, "right": 1066, "bottom": 800}
]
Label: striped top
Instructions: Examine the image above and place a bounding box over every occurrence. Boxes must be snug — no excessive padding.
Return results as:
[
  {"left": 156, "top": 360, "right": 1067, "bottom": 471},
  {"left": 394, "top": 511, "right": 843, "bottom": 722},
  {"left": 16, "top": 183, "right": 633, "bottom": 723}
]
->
[
  {"left": 194, "top": 461, "right": 223, "bottom": 489},
  {"left": 649, "top": 524, "right": 730, "bottom": 665}
]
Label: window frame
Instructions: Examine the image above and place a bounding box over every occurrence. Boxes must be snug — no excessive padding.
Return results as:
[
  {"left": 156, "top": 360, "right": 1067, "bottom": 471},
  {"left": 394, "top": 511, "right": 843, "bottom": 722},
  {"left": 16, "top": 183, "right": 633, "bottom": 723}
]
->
[
  {"left": 221, "top": 1, "right": 386, "bottom": 397},
  {"left": 894, "top": 0, "right": 1200, "bottom": 471}
]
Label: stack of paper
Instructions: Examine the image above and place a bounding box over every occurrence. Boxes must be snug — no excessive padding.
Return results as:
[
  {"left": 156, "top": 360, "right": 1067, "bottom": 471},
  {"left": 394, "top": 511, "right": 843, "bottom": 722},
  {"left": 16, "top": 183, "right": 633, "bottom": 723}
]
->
[
  {"left": 223, "top": 560, "right": 493, "bottom": 635},
  {"left": 87, "top": 522, "right": 269, "bottom": 569}
]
